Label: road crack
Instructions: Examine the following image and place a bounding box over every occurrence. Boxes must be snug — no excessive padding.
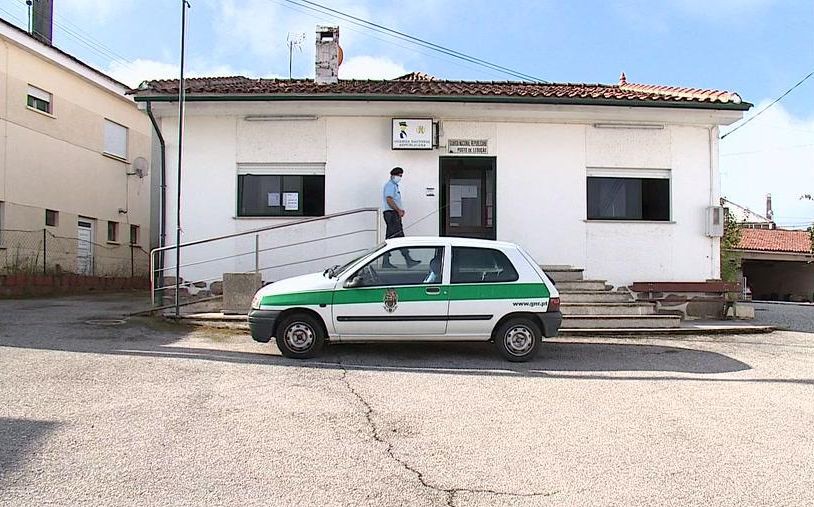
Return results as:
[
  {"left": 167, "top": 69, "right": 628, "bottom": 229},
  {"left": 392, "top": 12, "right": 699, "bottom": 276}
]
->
[{"left": 336, "top": 363, "right": 558, "bottom": 506}]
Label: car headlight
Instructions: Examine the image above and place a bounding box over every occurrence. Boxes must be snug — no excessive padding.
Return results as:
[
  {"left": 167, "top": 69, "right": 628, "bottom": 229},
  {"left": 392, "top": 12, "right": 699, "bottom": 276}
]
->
[{"left": 251, "top": 293, "right": 263, "bottom": 309}]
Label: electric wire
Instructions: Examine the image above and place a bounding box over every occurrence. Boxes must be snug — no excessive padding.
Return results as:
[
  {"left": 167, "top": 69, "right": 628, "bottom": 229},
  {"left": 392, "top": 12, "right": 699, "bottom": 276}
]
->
[
  {"left": 721, "top": 69, "right": 814, "bottom": 140},
  {"left": 269, "top": 0, "right": 515, "bottom": 81},
  {"left": 272, "top": 0, "right": 548, "bottom": 82}
]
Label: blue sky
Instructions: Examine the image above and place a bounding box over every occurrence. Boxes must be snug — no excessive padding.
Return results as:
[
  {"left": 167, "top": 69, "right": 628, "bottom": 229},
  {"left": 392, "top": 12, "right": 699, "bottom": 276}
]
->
[{"left": 1, "top": 0, "right": 812, "bottom": 227}]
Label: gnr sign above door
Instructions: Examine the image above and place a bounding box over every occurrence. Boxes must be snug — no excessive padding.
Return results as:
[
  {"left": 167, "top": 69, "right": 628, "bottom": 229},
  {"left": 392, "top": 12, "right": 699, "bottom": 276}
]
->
[{"left": 392, "top": 118, "right": 433, "bottom": 150}]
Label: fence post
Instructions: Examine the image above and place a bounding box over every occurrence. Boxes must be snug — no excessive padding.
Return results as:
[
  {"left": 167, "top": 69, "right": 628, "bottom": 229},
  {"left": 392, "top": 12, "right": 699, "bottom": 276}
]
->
[
  {"left": 42, "top": 228, "right": 47, "bottom": 276},
  {"left": 255, "top": 234, "right": 259, "bottom": 273},
  {"left": 130, "top": 244, "right": 134, "bottom": 278}
]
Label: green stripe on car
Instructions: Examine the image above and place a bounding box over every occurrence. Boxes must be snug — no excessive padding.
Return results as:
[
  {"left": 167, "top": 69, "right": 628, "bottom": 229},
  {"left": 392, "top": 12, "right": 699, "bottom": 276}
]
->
[{"left": 260, "top": 283, "right": 549, "bottom": 307}]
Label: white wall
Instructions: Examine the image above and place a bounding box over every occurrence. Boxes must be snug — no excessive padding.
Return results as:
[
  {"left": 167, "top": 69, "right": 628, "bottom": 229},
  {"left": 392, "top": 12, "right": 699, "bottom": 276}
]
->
[{"left": 159, "top": 104, "right": 726, "bottom": 287}]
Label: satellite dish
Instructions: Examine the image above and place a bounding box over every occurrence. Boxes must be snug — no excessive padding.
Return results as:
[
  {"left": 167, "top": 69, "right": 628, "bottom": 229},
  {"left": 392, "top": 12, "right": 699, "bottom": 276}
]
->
[{"left": 132, "top": 157, "right": 149, "bottom": 178}]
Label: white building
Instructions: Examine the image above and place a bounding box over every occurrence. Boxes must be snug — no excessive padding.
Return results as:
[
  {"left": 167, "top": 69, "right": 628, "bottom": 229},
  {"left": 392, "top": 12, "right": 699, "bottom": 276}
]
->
[{"left": 133, "top": 27, "right": 749, "bottom": 292}]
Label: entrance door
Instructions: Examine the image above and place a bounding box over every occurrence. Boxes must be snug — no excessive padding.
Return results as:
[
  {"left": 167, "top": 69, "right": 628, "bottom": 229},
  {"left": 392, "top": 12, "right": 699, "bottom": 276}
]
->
[
  {"left": 77, "top": 220, "right": 94, "bottom": 275},
  {"left": 440, "top": 157, "right": 496, "bottom": 240}
]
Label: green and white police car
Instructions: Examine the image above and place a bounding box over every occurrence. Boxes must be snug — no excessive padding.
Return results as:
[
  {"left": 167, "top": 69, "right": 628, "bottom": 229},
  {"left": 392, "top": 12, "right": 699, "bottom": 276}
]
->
[{"left": 249, "top": 237, "right": 561, "bottom": 362}]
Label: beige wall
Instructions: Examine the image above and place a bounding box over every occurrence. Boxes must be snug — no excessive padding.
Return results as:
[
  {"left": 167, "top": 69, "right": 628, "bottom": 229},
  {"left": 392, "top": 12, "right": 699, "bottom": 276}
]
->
[{"left": 0, "top": 34, "right": 151, "bottom": 276}]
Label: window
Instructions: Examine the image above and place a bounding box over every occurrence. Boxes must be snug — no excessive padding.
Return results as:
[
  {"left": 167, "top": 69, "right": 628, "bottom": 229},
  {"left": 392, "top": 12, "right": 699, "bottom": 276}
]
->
[
  {"left": 347, "top": 247, "right": 443, "bottom": 288},
  {"left": 107, "top": 221, "right": 118, "bottom": 242},
  {"left": 27, "top": 85, "right": 52, "bottom": 114},
  {"left": 104, "top": 119, "right": 128, "bottom": 159},
  {"left": 129, "top": 224, "right": 139, "bottom": 245},
  {"left": 451, "top": 247, "right": 518, "bottom": 284},
  {"left": 45, "top": 209, "right": 58, "bottom": 227},
  {"left": 237, "top": 174, "right": 325, "bottom": 217},
  {"left": 587, "top": 176, "right": 670, "bottom": 221}
]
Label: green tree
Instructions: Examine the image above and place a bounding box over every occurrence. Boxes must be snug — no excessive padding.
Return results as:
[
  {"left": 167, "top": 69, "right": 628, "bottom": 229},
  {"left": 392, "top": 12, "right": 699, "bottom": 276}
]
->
[{"left": 720, "top": 206, "right": 743, "bottom": 282}]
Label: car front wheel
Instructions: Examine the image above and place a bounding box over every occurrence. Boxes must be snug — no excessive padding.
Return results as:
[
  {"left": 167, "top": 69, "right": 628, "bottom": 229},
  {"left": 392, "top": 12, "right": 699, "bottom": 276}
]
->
[
  {"left": 275, "top": 313, "right": 325, "bottom": 359},
  {"left": 493, "top": 317, "right": 541, "bottom": 362}
]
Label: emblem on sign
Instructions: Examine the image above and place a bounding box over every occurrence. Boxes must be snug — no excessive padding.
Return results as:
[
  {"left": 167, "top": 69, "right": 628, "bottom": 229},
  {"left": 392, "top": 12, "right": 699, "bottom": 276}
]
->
[{"left": 383, "top": 288, "right": 398, "bottom": 313}]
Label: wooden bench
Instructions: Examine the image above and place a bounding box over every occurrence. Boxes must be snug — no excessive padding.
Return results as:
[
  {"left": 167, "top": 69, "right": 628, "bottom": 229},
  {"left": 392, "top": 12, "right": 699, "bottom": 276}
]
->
[{"left": 630, "top": 281, "right": 742, "bottom": 319}]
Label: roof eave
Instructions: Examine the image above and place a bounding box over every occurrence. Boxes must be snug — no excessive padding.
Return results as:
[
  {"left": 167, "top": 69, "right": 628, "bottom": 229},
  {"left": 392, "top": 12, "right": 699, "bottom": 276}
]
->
[{"left": 133, "top": 92, "right": 753, "bottom": 111}]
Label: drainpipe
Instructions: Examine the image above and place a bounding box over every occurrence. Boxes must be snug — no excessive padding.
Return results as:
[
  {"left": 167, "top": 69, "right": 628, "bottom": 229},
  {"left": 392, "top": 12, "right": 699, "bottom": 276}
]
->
[
  {"left": 709, "top": 126, "right": 719, "bottom": 280},
  {"left": 146, "top": 101, "right": 167, "bottom": 293}
]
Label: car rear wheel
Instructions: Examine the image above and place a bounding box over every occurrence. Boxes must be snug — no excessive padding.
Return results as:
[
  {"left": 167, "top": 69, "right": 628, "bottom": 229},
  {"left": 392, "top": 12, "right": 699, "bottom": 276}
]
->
[
  {"left": 493, "top": 317, "right": 541, "bottom": 362},
  {"left": 275, "top": 313, "right": 325, "bottom": 359}
]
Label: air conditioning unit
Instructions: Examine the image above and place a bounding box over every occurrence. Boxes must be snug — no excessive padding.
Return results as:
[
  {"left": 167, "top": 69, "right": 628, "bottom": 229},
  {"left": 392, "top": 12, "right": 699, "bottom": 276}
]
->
[{"left": 706, "top": 206, "right": 725, "bottom": 237}]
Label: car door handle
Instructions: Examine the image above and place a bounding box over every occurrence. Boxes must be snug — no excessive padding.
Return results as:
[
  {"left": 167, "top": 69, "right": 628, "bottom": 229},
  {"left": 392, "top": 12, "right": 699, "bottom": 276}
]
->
[{"left": 425, "top": 287, "right": 441, "bottom": 295}]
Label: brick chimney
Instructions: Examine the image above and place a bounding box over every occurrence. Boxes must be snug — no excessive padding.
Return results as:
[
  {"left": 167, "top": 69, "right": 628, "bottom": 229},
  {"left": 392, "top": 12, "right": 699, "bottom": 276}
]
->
[
  {"left": 315, "top": 26, "right": 339, "bottom": 85},
  {"left": 30, "top": 0, "right": 54, "bottom": 45}
]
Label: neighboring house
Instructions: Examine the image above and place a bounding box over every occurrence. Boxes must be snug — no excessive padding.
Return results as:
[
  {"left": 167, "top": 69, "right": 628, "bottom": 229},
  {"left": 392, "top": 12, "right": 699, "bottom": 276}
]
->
[
  {"left": 735, "top": 228, "right": 813, "bottom": 302},
  {"left": 0, "top": 12, "right": 151, "bottom": 278},
  {"left": 132, "top": 26, "right": 750, "bottom": 291}
]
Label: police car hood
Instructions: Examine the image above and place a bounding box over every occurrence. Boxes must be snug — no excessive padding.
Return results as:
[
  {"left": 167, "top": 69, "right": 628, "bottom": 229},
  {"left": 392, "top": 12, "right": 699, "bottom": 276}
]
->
[{"left": 258, "top": 272, "right": 337, "bottom": 297}]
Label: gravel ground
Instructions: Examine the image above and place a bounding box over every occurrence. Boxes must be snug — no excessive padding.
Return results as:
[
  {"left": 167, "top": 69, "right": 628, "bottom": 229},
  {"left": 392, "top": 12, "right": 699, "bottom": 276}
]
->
[
  {"left": 1, "top": 294, "right": 813, "bottom": 506},
  {"left": 753, "top": 302, "right": 814, "bottom": 333}
]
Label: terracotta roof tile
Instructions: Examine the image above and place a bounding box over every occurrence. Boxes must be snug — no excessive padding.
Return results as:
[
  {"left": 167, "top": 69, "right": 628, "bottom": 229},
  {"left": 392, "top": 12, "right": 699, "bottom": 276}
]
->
[
  {"left": 737, "top": 228, "right": 812, "bottom": 254},
  {"left": 132, "top": 73, "right": 749, "bottom": 109}
]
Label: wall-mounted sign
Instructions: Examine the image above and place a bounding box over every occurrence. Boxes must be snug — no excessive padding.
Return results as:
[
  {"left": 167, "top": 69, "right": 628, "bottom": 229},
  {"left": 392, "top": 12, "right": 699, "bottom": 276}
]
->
[
  {"left": 448, "top": 138, "right": 488, "bottom": 155},
  {"left": 392, "top": 118, "right": 433, "bottom": 150}
]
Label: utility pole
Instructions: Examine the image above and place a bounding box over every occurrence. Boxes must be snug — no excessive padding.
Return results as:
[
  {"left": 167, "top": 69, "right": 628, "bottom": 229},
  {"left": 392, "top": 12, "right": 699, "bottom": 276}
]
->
[{"left": 175, "top": 0, "right": 190, "bottom": 318}]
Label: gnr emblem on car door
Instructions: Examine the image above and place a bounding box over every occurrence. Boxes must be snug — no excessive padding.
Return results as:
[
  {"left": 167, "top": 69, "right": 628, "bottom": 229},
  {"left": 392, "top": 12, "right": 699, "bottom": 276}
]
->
[{"left": 383, "top": 288, "right": 398, "bottom": 313}]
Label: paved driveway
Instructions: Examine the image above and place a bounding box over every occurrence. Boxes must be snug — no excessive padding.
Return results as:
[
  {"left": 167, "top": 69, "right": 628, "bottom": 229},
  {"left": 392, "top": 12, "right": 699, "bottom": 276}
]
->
[
  {"left": 1, "top": 294, "right": 812, "bottom": 506},
  {"left": 753, "top": 301, "right": 814, "bottom": 332}
]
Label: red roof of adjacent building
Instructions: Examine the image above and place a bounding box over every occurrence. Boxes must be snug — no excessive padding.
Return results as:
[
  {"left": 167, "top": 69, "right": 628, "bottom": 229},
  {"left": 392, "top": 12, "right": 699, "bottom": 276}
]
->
[
  {"left": 132, "top": 72, "right": 749, "bottom": 110},
  {"left": 737, "top": 228, "right": 812, "bottom": 254}
]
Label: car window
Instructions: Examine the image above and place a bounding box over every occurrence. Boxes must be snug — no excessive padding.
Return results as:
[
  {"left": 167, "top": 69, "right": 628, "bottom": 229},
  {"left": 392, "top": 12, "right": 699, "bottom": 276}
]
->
[
  {"left": 347, "top": 247, "right": 444, "bottom": 288},
  {"left": 451, "top": 247, "right": 519, "bottom": 284},
  {"left": 333, "top": 242, "right": 386, "bottom": 277}
]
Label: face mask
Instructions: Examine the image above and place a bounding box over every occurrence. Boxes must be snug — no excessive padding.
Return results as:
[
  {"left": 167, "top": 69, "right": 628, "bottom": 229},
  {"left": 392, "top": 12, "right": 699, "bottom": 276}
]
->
[{"left": 392, "top": 176, "right": 402, "bottom": 183}]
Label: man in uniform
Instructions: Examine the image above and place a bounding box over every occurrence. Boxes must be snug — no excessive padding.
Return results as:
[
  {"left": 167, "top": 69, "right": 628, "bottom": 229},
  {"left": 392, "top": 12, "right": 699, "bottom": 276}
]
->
[{"left": 382, "top": 167, "right": 420, "bottom": 269}]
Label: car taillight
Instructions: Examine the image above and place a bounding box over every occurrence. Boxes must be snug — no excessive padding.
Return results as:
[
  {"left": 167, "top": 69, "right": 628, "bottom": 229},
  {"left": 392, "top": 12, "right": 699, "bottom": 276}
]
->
[{"left": 548, "top": 297, "right": 560, "bottom": 312}]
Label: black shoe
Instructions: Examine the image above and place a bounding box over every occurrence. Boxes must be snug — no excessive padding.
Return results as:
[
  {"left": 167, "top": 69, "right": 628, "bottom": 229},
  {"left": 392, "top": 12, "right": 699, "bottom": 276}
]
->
[
  {"left": 406, "top": 259, "right": 421, "bottom": 268},
  {"left": 382, "top": 261, "right": 396, "bottom": 269}
]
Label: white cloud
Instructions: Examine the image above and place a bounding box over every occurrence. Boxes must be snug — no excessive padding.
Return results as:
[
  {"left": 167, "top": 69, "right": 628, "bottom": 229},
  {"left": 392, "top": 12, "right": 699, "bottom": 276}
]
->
[
  {"left": 720, "top": 103, "right": 814, "bottom": 229},
  {"left": 58, "top": 0, "right": 135, "bottom": 22},
  {"left": 338, "top": 55, "right": 407, "bottom": 80},
  {"left": 105, "top": 58, "right": 249, "bottom": 88}
]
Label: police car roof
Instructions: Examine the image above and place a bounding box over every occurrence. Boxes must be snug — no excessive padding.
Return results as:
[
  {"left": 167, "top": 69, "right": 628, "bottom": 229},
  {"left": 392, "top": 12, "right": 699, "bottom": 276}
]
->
[{"left": 384, "top": 236, "right": 520, "bottom": 250}]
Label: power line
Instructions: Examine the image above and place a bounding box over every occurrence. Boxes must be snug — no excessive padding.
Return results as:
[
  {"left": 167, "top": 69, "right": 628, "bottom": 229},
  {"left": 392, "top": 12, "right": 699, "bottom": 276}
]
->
[
  {"left": 721, "top": 69, "right": 814, "bottom": 140},
  {"left": 273, "top": 0, "right": 548, "bottom": 82},
  {"left": 269, "top": 0, "right": 515, "bottom": 81}
]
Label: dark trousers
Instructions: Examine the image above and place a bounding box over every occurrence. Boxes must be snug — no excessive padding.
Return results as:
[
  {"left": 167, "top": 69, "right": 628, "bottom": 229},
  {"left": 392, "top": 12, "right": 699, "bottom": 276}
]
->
[{"left": 383, "top": 211, "right": 412, "bottom": 263}]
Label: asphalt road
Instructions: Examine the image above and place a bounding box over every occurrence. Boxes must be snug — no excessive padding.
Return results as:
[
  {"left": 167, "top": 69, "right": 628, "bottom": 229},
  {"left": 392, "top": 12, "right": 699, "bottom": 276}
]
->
[
  {"left": 1, "top": 294, "right": 812, "bottom": 506},
  {"left": 752, "top": 302, "right": 814, "bottom": 333}
]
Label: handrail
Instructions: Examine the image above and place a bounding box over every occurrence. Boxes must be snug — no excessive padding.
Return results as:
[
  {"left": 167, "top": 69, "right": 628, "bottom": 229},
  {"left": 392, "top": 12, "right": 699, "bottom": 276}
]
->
[
  {"left": 150, "top": 207, "right": 380, "bottom": 307},
  {"left": 150, "top": 207, "right": 379, "bottom": 255},
  {"left": 152, "top": 228, "right": 375, "bottom": 274}
]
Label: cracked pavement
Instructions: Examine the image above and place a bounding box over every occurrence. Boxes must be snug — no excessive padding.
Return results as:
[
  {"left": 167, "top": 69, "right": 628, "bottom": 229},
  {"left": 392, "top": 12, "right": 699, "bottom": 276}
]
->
[{"left": 1, "top": 294, "right": 813, "bottom": 506}]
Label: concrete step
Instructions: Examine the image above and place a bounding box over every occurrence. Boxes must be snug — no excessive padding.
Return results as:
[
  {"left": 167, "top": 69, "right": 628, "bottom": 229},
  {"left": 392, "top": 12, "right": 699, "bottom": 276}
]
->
[
  {"left": 561, "top": 315, "right": 681, "bottom": 329},
  {"left": 541, "top": 266, "right": 584, "bottom": 282},
  {"left": 559, "top": 291, "right": 633, "bottom": 303},
  {"left": 554, "top": 280, "right": 610, "bottom": 291},
  {"left": 561, "top": 302, "right": 655, "bottom": 316}
]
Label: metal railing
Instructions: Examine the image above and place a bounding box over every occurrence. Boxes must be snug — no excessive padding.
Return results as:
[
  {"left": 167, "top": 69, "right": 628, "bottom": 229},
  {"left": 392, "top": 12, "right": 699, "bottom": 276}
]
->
[{"left": 150, "top": 207, "right": 380, "bottom": 306}]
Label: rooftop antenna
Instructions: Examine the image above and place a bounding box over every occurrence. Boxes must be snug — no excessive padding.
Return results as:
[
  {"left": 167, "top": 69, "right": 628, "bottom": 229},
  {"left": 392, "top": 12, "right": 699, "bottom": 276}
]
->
[{"left": 287, "top": 32, "right": 305, "bottom": 79}]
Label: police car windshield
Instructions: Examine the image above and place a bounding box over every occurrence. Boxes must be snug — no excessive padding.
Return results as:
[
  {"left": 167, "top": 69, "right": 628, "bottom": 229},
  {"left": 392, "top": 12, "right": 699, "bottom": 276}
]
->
[{"left": 329, "top": 242, "right": 387, "bottom": 278}]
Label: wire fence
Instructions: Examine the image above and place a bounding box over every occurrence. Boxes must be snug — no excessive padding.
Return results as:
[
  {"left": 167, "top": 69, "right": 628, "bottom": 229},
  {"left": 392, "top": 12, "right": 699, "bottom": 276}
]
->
[{"left": 0, "top": 229, "right": 149, "bottom": 278}]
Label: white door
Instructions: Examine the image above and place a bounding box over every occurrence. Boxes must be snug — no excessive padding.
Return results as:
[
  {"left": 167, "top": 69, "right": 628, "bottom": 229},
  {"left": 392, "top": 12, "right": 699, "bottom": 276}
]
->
[
  {"left": 77, "top": 220, "right": 94, "bottom": 275},
  {"left": 334, "top": 246, "right": 448, "bottom": 337}
]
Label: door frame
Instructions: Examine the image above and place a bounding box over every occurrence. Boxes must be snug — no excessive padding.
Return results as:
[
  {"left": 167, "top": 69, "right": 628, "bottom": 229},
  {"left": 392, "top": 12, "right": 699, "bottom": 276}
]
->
[
  {"left": 438, "top": 156, "right": 497, "bottom": 240},
  {"left": 77, "top": 218, "right": 95, "bottom": 276}
]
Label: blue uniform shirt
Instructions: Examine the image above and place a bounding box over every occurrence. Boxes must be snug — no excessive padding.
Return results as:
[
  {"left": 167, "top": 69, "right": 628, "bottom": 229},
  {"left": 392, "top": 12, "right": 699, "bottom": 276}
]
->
[{"left": 382, "top": 178, "right": 402, "bottom": 210}]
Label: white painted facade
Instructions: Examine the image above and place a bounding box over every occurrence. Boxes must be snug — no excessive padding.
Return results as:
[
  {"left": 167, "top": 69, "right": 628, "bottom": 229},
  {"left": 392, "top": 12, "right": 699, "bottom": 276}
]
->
[{"left": 145, "top": 99, "right": 741, "bottom": 288}]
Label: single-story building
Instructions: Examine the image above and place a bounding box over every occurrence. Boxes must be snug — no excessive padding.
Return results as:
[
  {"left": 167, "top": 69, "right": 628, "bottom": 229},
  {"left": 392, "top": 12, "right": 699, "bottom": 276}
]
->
[
  {"left": 735, "top": 228, "right": 813, "bottom": 302},
  {"left": 132, "top": 26, "right": 750, "bottom": 294}
]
